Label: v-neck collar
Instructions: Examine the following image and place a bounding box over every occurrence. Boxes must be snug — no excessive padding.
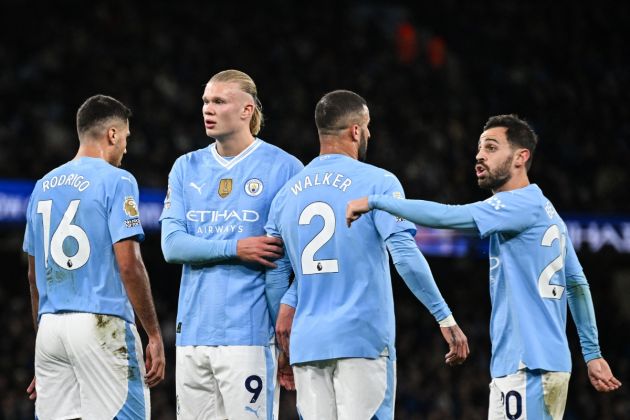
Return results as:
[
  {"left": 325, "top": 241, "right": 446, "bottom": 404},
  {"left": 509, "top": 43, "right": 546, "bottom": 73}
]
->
[{"left": 209, "top": 138, "right": 262, "bottom": 170}]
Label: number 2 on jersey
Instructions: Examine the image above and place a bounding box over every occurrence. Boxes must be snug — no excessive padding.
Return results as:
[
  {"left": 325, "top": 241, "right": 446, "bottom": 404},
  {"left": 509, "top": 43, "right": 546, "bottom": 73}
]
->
[
  {"left": 299, "top": 202, "right": 339, "bottom": 275},
  {"left": 538, "top": 224, "right": 566, "bottom": 299},
  {"left": 36, "top": 200, "right": 91, "bottom": 270}
]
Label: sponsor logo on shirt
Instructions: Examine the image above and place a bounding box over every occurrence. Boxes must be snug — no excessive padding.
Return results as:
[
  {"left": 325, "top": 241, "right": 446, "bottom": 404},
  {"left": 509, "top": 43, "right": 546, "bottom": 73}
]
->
[
  {"left": 189, "top": 182, "right": 205, "bottom": 194},
  {"left": 245, "top": 178, "right": 263, "bottom": 197},
  {"left": 218, "top": 178, "right": 233, "bottom": 198},
  {"left": 186, "top": 209, "right": 260, "bottom": 222}
]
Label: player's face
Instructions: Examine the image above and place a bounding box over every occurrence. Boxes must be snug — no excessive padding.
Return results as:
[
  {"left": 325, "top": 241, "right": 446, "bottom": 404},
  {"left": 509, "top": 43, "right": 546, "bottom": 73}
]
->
[
  {"left": 358, "top": 108, "right": 370, "bottom": 162},
  {"left": 202, "top": 81, "right": 254, "bottom": 140},
  {"left": 475, "top": 127, "right": 515, "bottom": 191}
]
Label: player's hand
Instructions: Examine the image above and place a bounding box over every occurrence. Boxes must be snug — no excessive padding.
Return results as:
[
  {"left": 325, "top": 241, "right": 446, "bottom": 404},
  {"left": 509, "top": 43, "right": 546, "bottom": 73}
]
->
[
  {"left": 26, "top": 376, "right": 36, "bottom": 401},
  {"left": 587, "top": 358, "right": 621, "bottom": 392},
  {"left": 346, "top": 197, "right": 370, "bottom": 227},
  {"left": 277, "top": 351, "right": 295, "bottom": 391},
  {"left": 145, "top": 335, "right": 166, "bottom": 388},
  {"left": 440, "top": 324, "right": 469, "bottom": 366},
  {"left": 237, "top": 236, "right": 284, "bottom": 268},
  {"left": 276, "top": 303, "right": 295, "bottom": 356}
]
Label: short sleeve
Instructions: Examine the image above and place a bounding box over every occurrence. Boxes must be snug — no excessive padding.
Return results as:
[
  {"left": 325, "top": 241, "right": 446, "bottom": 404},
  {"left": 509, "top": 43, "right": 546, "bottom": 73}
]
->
[
  {"left": 467, "top": 190, "right": 540, "bottom": 238},
  {"left": 373, "top": 172, "right": 416, "bottom": 241},
  {"left": 159, "top": 157, "right": 187, "bottom": 222},
  {"left": 109, "top": 172, "right": 145, "bottom": 244},
  {"left": 23, "top": 190, "right": 35, "bottom": 254}
]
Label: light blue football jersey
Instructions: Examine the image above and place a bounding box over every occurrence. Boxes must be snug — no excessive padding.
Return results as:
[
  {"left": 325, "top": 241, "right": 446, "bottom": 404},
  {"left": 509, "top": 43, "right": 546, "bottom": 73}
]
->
[
  {"left": 160, "top": 139, "right": 303, "bottom": 346},
  {"left": 466, "top": 184, "right": 584, "bottom": 377},
  {"left": 23, "top": 157, "right": 145, "bottom": 324},
  {"left": 265, "top": 154, "right": 417, "bottom": 364}
]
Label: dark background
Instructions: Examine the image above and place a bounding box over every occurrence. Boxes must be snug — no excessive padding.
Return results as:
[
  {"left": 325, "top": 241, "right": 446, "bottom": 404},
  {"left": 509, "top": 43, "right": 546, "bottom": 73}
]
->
[{"left": 1, "top": 1, "right": 629, "bottom": 418}]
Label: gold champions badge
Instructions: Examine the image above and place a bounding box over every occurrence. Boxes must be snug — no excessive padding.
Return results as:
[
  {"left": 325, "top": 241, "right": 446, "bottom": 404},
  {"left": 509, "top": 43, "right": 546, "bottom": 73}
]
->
[{"left": 218, "top": 179, "right": 233, "bottom": 198}]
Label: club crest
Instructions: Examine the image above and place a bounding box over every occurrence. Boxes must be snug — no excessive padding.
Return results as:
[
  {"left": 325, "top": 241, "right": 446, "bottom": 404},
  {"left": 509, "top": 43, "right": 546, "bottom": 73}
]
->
[
  {"left": 218, "top": 178, "right": 233, "bottom": 198},
  {"left": 245, "top": 178, "right": 264, "bottom": 197}
]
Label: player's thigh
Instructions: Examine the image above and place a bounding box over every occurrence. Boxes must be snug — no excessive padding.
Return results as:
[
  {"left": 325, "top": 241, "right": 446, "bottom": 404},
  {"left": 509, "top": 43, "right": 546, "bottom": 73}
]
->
[
  {"left": 335, "top": 357, "right": 395, "bottom": 420},
  {"left": 212, "top": 345, "right": 278, "bottom": 420},
  {"left": 293, "top": 360, "right": 337, "bottom": 420},
  {"left": 540, "top": 370, "right": 570, "bottom": 419},
  {"left": 66, "top": 313, "right": 150, "bottom": 420},
  {"left": 34, "top": 313, "right": 82, "bottom": 420},
  {"left": 176, "top": 345, "right": 226, "bottom": 419},
  {"left": 488, "top": 369, "right": 570, "bottom": 420}
]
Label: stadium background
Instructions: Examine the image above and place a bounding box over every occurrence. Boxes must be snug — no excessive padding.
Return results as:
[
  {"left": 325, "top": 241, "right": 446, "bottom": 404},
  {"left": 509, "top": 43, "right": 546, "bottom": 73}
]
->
[{"left": 1, "top": 1, "right": 628, "bottom": 418}]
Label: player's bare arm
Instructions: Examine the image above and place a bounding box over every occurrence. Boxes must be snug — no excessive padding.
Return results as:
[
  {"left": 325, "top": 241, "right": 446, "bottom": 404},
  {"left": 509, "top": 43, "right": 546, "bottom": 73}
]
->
[
  {"left": 275, "top": 303, "right": 295, "bottom": 356},
  {"left": 237, "top": 235, "right": 284, "bottom": 268},
  {"left": 346, "top": 196, "right": 370, "bottom": 227},
  {"left": 277, "top": 351, "right": 295, "bottom": 391},
  {"left": 114, "top": 238, "right": 165, "bottom": 388},
  {"left": 587, "top": 358, "right": 622, "bottom": 392},
  {"left": 440, "top": 324, "right": 470, "bottom": 366}
]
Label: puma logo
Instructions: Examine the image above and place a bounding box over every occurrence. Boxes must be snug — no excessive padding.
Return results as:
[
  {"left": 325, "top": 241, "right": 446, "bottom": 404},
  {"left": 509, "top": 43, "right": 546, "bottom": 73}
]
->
[{"left": 189, "top": 182, "right": 205, "bottom": 194}]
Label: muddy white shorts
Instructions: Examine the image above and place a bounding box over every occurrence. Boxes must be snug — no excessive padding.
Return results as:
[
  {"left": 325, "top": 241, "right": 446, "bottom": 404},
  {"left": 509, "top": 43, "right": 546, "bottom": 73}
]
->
[
  {"left": 176, "top": 345, "right": 278, "bottom": 419},
  {"left": 35, "top": 312, "right": 149, "bottom": 420},
  {"left": 488, "top": 368, "right": 570, "bottom": 420},
  {"left": 293, "top": 356, "right": 396, "bottom": 420}
]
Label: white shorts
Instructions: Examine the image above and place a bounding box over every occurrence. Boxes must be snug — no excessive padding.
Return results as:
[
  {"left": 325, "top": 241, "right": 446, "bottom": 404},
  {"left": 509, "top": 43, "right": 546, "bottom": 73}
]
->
[
  {"left": 35, "top": 312, "right": 150, "bottom": 420},
  {"left": 293, "top": 356, "right": 396, "bottom": 420},
  {"left": 488, "top": 368, "right": 570, "bottom": 420},
  {"left": 176, "top": 345, "right": 279, "bottom": 420}
]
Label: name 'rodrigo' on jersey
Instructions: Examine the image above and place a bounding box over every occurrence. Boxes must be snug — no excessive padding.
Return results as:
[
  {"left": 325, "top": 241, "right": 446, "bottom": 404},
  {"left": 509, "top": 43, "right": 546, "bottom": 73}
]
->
[
  {"left": 23, "top": 157, "right": 145, "bottom": 324},
  {"left": 160, "top": 139, "right": 303, "bottom": 346}
]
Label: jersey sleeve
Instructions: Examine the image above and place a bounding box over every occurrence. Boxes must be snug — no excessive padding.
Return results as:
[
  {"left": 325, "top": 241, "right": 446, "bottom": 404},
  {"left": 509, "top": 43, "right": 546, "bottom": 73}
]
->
[
  {"left": 372, "top": 172, "right": 416, "bottom": 241},
  {"left": 466, "top": 190, "right": 540, "bottom": 238},
  {"left": 22, "top": 190, "right": 35, "bottom": 255},
  {"left": 109, "top": 172, "right": 145, "bottom": 244},
  {"left": 159, "top": 157, "right": 187, "bottom": 222},
  {"left": 563, "top": 232, "right": 585, "bottom": 279}
]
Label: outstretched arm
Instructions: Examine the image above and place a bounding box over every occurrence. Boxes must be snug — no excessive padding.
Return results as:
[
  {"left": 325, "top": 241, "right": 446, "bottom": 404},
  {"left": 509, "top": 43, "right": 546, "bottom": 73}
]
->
[
  {"left": 386, "top": 231, "right": 469, "bottom": 365},
  {"left": 347, "top": 196, "right": 477, "bottom": 230},
  {"left": 567, "top": 274, "right": 621, "bottom": 392},
  {"left": 114, "top": 238, "right": 165, "bottom": 388},
  {"left": 161, "top": 218, "right": 283, "bottom": 268}
]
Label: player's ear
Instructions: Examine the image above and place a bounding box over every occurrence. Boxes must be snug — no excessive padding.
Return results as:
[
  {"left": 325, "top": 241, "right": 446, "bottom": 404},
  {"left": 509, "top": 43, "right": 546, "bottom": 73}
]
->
[
  {"left": 514, "top": 148, "right": 530, "bottom": 168},
  {"left": 350, "top": 124, "right": 361, "bottom": 142},
  {"left": 241, "top": 102, "right": 254, "bottom": 120},
  {"left": 108, "top": 127, "right": 117, "bottom": 145}
]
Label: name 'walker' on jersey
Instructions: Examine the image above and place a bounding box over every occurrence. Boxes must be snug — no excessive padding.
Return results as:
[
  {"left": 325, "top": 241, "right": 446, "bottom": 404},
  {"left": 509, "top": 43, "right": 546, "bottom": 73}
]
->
[
  {"left": 466, "top": 184, "right": 585, "bottom": 377},
  {"left": 23, "top": 157, "right": 145, "bottom": 324},
  {"left": 160, "top": 139, "right": 303, "bottom": 346},
  {"left": 266, "top": 154, "right": 417, "bottom": 364}
]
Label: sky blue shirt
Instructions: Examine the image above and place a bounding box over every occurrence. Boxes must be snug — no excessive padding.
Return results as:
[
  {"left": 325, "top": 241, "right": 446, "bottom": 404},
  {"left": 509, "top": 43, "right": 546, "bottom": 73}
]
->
[
  {"left": 266, "top": 154, "right": 451, "bottom": 364},
  {"left": 370, "top": 184, "right": 599, "bottom": 377},
  {"left": 159, "top": 139, "right": 303, "bottom": 346},
  {"left": 23, "top": 157, "right": 144, "bottom": 324},
  {"left": 466, "top": 184, "right": 585, "bottom": 377}
]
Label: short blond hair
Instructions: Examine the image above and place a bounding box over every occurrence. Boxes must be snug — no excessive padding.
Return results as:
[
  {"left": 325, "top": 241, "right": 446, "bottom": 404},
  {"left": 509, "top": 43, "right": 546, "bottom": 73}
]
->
[{"left": 209, "top": 69, "right": 263, "bottom": 136}]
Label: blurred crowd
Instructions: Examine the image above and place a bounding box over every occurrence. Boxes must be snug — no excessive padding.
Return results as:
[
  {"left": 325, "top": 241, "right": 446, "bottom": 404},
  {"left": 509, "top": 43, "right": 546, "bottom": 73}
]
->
[{"left": 1, "top": 0, "right": 629, "bottom": 418}]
